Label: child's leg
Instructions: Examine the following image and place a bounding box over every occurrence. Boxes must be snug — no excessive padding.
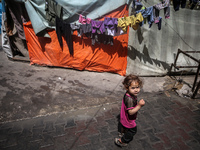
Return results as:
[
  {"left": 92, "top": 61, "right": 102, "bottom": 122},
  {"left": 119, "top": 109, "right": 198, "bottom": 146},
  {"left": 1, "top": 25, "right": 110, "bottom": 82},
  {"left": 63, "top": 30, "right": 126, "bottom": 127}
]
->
[
  {"left": 118, "top": 122, "right": 126, "bottom": 138},
  {"left": 121, "top": 126, "right": 137, "bottom": 143},
  {"left": 118, "top": 122, "right": 126, "bottom": 133},
  {"left": 117, "top": 122, "right": 122, "bottom": 133}
]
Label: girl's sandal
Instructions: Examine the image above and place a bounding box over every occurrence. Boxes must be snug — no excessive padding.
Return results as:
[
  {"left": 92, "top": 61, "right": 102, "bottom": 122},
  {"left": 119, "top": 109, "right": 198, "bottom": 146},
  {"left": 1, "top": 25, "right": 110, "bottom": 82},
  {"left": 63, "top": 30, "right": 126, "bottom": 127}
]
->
[{"left": 114, "top": 138, "right": 128, "bottom": 147}]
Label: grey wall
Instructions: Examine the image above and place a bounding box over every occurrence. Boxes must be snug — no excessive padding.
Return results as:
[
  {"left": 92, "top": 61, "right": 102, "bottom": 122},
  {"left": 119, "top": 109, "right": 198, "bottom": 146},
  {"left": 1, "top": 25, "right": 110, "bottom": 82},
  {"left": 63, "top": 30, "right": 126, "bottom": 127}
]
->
[{"left": 127, "top": 0, "right": 200, "bottom": 76}]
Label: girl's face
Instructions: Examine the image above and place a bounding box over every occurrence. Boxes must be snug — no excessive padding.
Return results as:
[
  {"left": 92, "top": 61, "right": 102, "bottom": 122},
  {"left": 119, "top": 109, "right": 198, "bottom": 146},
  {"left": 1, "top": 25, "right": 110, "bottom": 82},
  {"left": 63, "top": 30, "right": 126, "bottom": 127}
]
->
[{"left": 127, "top": 81, "right": 140, "bottom": 96}]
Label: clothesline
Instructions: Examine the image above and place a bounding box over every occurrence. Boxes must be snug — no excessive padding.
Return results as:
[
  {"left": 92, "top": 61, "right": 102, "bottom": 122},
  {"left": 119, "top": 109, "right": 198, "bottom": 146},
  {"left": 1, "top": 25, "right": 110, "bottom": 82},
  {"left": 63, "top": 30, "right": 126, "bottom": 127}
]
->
[
  {"left": 65, "top": 0, "right": 171, "bottom": 31},
  {"left": 45, "top": 0, "right": 197, "bottom": 56},
  {"left": 45, "top": 0, "right": 170, "bottom": 57},
  {"left": 47, "top": 0, "right": 197, "bottom": 26}
]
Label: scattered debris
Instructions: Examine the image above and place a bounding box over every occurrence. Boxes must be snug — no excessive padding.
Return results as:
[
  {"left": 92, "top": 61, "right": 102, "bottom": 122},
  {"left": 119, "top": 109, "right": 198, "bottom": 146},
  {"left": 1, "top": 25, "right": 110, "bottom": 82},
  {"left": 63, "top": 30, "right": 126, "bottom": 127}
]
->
[
  {"left": 163, "top": 76, "right": 199, "bottom": 99},
  {"left": 175, "top": 84, "right": 193, "bottom": 98}
]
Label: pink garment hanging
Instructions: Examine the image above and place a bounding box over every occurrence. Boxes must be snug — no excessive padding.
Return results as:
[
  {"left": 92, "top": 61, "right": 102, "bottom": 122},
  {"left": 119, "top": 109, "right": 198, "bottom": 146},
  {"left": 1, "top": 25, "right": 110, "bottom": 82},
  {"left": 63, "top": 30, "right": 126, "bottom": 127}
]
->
[{"left": 79, "top": 14, "right": 91, "bottom": 24}]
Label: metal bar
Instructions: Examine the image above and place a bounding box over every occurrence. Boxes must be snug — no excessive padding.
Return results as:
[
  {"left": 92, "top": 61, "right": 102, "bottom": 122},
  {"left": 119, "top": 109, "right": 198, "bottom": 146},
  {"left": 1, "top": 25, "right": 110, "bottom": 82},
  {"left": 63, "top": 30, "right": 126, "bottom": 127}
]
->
[
  {"left": 172, "top": 64, "right": 180, "bottom": 70},
  {"left": 192, "top": 64, "right": 200, "bottom": 92},
  {"left": 174, "top": 49, "right": 181, "bottom": 66},
  {"left": 175, "top": 66, "right": 198, "bottom": 68},
  {"left": 191, "top": 81, "right": 200, "bottom": 99},
  {"left": 168, "top": 49, "right": 200, "bottom": 91},
  {"left": 168, "top": 64, "right": 174, "bottom": 75},
  {"left": 169, "top": 49, "right": 181, "bottom": 74},
  {"left": 178, "top": 49, "right": 200, "bottom": 63},
  {"left": 183, "top": 51, "right": 200, "bottom": 53}
]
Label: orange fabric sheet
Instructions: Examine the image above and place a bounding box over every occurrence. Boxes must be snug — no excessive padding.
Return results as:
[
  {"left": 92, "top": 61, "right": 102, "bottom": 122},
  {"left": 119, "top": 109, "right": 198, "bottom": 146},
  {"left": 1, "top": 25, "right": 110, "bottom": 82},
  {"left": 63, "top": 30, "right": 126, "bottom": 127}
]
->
[{"left": 23, "top": 5, "right": 128, "bottom": 76}]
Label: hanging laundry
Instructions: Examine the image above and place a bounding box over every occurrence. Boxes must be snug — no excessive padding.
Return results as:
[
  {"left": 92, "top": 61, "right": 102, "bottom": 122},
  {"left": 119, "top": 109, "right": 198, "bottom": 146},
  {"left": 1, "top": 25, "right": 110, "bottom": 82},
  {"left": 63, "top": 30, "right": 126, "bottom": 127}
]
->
[
  {"left": 79, "top": 14, "right": 91, "bottom": 24},
  {"left": 154, "top": 0, "right": 170, "bottom": 23},
  {"left": 132, "top": 0, "right": 143, "bottom": 11},
  {"left": 117, "top": 16, "right": 131, "bottom": 32},
  {"left": 136, "top": 6, "right": 154, "bottom": 26},
  {"left": 70, "top": 23, "right": 92, "bottom": 38},
  {"left": 104, "top": 17, "right": 126, "bottom": 36},
  {"left": 173, "top": 0, "right": 187, "bottom": 11},
  {"left": 6, "top": 0, "right": 30, "bottom": 40},
  {"left": 91, "top": 20, "right": 113, "bottom": 46},
  {"left": 79, "top": 23, "right": 92, "bottom": 37},
  {"left": 130, "top": 12, "right": 143, "bottom": 30},
  {"left": 114, "top": 27, "right": 127, "bottom": 36},
  {"left": 91, "top": 20, "right": 105, "bottom": 34},
  {"left": 157, "top": 17, "right": 162, "bottom": 30},
  {"left": 149, "top": 17, "right": 162, "bottom": 30},
  {"left": 56, "top": 16, "right": 73, "bottom": 56},
  {"left": 45, "top": 0, "right": 63, "bottom": 25},
  {"left": 118, "top": 13, "right": 143, "bottom": 31},
  {"left": 188, "top": 0, "right": 198, "bottom": 9},
  {"left": 70, "top": 23, "right": 81, "bottom": 36},
  {"left": 104, "top": 17, "right": 117, "bottom": 36}
]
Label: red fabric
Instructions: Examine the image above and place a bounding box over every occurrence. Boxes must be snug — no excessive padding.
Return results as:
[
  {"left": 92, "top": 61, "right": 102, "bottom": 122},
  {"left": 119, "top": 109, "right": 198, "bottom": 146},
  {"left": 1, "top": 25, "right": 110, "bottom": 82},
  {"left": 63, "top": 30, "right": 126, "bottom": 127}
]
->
[{"left": 23, "top": 4, "right": 129, "bottom": 76}]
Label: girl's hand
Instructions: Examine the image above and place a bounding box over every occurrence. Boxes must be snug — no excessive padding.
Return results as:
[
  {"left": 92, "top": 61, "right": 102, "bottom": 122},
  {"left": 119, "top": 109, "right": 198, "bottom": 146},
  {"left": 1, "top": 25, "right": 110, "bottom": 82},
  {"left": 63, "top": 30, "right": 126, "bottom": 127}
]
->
[{"left": 138, "top": 99, "right": 145, "bottom": 106}]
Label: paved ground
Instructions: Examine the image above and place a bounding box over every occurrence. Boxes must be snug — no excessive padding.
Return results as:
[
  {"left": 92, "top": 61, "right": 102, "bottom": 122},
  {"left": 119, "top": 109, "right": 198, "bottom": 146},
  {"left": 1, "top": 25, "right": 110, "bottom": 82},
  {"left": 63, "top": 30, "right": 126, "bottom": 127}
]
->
[{"left": 0, "top": 49, "right": 200, "bottom": 150}]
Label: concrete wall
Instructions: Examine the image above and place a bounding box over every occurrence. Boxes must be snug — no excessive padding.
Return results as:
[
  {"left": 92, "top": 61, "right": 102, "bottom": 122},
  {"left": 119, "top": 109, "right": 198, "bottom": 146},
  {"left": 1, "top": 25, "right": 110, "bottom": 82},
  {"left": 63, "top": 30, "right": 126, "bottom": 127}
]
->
[{"left": 126, "top": 0, "right": 200, "bottom": 76}]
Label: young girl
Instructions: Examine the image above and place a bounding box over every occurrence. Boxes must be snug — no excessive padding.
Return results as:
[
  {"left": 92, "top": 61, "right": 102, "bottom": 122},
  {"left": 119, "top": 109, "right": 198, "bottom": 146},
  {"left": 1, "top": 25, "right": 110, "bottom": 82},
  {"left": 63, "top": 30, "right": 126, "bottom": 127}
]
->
[{"left": 115, "top": 74, "right": 145, "bottom": 147}]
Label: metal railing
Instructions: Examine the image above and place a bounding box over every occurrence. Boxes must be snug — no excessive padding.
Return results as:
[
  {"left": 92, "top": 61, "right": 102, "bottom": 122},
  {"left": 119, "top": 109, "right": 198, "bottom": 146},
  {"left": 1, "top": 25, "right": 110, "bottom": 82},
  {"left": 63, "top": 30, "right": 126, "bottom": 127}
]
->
[{"left": 169, "top": 49, "right": 200, "bottom": 99}]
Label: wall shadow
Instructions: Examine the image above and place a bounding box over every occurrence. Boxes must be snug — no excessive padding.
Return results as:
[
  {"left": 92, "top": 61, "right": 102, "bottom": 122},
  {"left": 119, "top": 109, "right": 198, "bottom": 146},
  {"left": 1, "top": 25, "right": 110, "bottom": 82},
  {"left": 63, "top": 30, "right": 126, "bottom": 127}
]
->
[{"left": 128, "top": 45, "right": 170, "bottom": 71}]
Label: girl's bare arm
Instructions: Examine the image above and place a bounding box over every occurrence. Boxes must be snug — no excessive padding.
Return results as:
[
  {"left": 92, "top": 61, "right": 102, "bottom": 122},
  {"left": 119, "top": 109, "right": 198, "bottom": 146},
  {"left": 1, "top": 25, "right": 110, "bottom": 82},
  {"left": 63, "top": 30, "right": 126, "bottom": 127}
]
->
[{"left": 128, "top": 99, "right": 145, "bottom": 115}]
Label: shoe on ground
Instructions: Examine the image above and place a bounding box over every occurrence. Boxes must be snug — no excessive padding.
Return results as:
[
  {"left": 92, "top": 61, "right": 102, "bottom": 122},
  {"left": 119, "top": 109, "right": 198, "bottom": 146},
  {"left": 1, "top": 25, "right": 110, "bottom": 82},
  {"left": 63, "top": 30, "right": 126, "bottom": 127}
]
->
[{"left": 114, "top": 137, "right": 128, "bottom": 147}]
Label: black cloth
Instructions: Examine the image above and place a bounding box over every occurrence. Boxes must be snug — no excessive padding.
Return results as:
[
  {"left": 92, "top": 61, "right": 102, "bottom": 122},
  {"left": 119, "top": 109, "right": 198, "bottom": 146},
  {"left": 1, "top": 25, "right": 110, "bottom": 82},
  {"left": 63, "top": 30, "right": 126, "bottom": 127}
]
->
[
  {"left": 189, "top": 0, "right": 198, "bottom": 9},
  {"left": 56, "top": 17, "right": 73, "bottom": 56},
  {"left": 6, "top": 0, "right": 30, "bottom": 40},
  {"left": 119, "top": 122, "right": 137, "bottom": 143},
  {"left": 173, "top": 0, "right": 187, "bottom": 11},
  {"left": 45, "top": 0, "right": 63, "bottom": 25},
  {"left": 149, "top": 17, "right": 162, "bottom": 30}
]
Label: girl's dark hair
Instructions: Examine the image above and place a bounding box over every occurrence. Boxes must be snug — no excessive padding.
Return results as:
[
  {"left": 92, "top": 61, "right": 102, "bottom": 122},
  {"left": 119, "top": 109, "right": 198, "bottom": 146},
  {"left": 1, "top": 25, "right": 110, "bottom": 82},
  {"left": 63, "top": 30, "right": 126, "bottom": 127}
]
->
[{"left": 122, "top": 74, "right": 143, "bottom": 89}]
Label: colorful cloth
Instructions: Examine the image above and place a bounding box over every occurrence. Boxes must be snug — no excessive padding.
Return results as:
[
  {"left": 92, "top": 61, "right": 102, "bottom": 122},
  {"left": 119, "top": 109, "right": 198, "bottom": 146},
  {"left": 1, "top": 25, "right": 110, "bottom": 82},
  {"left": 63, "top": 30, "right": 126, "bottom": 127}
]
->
[
  {"left": 91, "top": 20, "right": 105, "bottom": 34},
  {"left": 154, "top": 0, "right": 170, "bottom": 23},
  {"left": 136, "top": 6, "right": 154, "bottom": 26},
  {"left": 117, "top": 16, "right": 131, "bottom": 32},
  {"left": 130, "top": 12, "right": 143, "bottom": 30},
  {"left": 79, "top": 14, "right": 91, "bottom": 24},
  {"left": 120, "top": 93, "right": 138, "bottom": 128}
]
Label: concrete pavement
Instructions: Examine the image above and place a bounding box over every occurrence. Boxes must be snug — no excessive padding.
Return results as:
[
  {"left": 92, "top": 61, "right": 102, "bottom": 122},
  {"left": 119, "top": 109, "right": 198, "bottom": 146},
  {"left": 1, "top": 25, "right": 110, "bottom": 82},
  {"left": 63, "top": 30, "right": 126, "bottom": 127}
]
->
[{"left": 0, "top": 50, "right": 200, "bottom": 150}]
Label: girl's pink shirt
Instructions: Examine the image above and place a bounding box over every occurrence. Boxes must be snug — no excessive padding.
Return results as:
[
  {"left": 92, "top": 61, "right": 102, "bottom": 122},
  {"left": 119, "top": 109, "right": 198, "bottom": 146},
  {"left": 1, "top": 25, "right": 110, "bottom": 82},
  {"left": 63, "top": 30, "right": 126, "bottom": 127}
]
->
[{"left": 120, "top": 94, "right": 137, "bottom": 128}]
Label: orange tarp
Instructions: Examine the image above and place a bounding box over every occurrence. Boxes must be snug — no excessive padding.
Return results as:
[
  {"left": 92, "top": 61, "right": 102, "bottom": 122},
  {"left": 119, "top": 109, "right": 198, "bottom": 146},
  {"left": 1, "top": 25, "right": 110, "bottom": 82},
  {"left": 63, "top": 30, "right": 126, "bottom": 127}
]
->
[{"left": 23, "top": 5, "right": 129, "bottom": 76}]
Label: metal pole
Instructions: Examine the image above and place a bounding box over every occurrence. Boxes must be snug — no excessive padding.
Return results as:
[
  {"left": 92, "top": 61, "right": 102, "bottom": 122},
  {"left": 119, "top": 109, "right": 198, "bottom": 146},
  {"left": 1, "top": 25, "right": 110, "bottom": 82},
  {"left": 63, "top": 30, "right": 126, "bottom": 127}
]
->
[
  {"left": 192, "top": 81, "right": 200, "bottom": 99},
  {"left": 192, "top": 64, "right": 200, "bottom": 92}
]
